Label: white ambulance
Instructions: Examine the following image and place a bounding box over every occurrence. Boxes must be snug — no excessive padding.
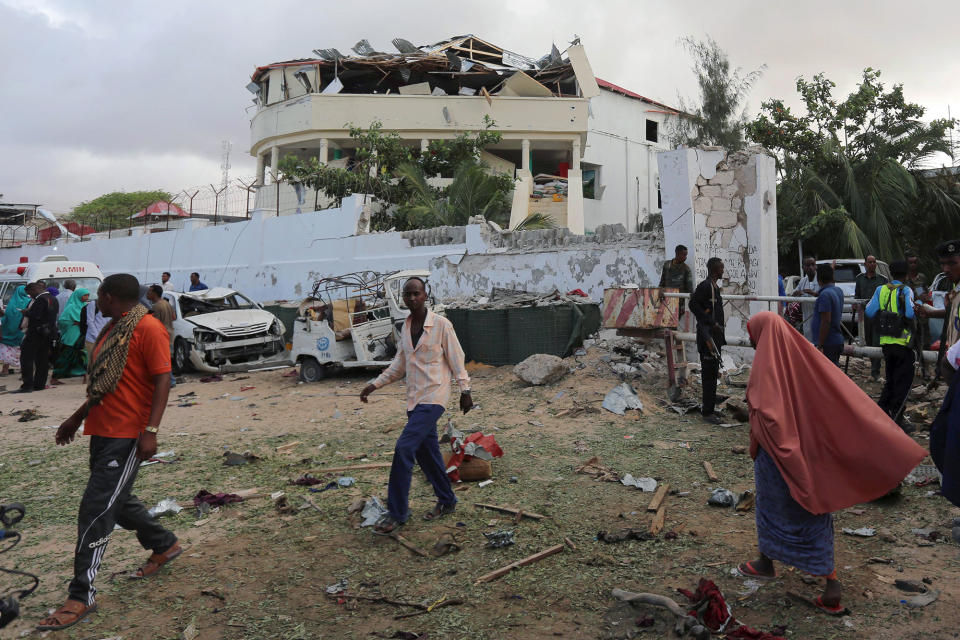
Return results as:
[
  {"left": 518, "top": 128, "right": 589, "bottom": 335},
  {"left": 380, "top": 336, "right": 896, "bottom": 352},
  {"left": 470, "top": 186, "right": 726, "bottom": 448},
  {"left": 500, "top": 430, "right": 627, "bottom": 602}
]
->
[{"left": 0, "top": 255, "right": 105, "bottom": 305}]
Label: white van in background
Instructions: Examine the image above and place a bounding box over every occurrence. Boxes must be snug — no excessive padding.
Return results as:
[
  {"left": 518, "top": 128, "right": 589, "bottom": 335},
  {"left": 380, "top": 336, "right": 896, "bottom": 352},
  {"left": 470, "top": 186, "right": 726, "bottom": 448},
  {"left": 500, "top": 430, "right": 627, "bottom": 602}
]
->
[{"left": 0, "top": 255, "right": 105, "bottom": 304}]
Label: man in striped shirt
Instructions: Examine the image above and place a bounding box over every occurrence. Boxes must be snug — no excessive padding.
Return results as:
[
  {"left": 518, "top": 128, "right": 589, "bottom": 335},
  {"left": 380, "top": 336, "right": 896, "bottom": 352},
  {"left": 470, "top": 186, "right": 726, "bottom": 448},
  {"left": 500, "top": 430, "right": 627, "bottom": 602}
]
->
[{"left": 360, "top": 277, "right": 472, "bottom": 535}]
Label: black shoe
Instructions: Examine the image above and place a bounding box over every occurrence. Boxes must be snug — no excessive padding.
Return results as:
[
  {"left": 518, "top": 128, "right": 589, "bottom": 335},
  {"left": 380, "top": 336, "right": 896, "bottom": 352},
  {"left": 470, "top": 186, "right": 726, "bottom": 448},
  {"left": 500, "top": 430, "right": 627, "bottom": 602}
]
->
[
  {"left": 13, "top": 387, "right": 33, "bottom": 393},
  {"left": 702, "top": 413, "right": 723, "bottom": 425},
  {"left": 899, "top": 420, "right": 916, "bottom": 435}
]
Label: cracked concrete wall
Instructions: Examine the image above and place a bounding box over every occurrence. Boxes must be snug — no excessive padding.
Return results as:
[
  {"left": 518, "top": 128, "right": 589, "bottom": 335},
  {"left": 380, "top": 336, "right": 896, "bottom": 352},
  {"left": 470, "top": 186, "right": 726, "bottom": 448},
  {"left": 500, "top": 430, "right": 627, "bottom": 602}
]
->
[
  {"left": 658, "top": 146, "right": 778, "bottom": 338},
  {"left": 429, "top": 224, "right": 663, "bottom": 301}
]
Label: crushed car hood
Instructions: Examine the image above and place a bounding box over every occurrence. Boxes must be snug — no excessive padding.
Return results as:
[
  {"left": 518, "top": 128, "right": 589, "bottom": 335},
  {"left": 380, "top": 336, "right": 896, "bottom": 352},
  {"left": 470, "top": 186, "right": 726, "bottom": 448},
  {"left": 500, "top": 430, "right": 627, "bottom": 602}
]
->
[{"left": 186, "top": 309, "right": 279, "bottom": 336}]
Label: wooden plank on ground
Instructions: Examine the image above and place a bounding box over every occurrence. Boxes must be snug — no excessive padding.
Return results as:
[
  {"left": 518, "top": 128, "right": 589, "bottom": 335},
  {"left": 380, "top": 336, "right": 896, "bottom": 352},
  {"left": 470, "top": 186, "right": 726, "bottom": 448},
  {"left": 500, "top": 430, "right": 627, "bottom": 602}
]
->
[
  {"left": 703, "top": 461, "right": 719, "bottom": 482},
  {"left": 474, "top": 544, "right": 564, "bottom": 585},
  {"left": 649, "top": 506, "right": 666, "bottom": 536},
  {"left": 474, "top": 503, "right": 546, "bottom": 520},
  {"left": 646, "top": 484, "right": 669, "bottom": 512}
]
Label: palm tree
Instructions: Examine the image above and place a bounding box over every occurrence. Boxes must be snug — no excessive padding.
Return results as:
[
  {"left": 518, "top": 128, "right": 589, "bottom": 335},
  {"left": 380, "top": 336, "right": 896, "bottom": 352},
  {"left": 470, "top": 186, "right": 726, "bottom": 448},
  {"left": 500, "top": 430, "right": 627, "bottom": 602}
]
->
[{"left": 392, "top": 160, "right": 513, "bottom": 229}]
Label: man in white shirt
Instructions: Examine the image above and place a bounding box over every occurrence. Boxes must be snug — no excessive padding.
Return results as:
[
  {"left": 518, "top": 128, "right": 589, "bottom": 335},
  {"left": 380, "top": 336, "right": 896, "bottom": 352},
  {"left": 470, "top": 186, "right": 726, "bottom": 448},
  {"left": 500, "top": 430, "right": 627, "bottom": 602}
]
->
[
  {"left": 56, "top": 279, "right": 76, "bottom": 319},
  {"left": 161, "top": 272, "right": 175, "bottom": 292},
  {"left": 796, "top": 256, "right": 820, "bottom": 342}
]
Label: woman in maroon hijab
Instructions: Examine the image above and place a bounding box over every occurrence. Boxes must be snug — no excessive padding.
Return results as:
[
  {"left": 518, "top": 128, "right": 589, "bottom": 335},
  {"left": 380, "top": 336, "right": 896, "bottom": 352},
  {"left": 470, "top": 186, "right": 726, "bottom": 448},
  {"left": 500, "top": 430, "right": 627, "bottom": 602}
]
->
[{"left": 736, "top": 312, "right": 926, "bottom": 613}]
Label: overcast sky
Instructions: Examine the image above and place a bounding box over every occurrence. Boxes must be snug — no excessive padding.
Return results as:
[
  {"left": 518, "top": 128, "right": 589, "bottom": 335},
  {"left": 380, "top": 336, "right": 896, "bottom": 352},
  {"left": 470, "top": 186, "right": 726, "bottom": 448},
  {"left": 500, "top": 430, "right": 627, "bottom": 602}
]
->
[{"left": 2, "top": 0, "right": 959, "bottom": 212}]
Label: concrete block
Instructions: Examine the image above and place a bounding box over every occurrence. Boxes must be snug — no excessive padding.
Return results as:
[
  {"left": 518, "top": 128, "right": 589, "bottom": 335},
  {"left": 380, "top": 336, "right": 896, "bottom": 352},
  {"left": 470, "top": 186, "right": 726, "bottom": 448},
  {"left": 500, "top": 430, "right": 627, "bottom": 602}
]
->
[
  {"left": 706, "top": 211, "right": 738, "bottom": 228},
  {"left": 514, "top": 354, "right": 568, "bottom": 385},
  {"left": 693, "top": 196, "right": 711, "bottom": 215},
  {"left": 722, "top": 185, "right": 739, "bottom": 198},
  {"left": 721, "top": 229, "right": 733, "bottom": 248},
  {"left": 696, "top": 176, "right": 707, "bottom": 186},
  {"left": 731, "top": 196, "right": 743, "bottom": 211},
  {"left": 734, "top": 165, "right": 757, "bottom": 195},
  {"left": 709, "top": 170, "right": 734, "bottom": 186},
  {"left": 699, "top": 185, "right": 722, "bottom": 197},
  {"left": 711, "top": 197, "right": 732, "bottom": 212}
]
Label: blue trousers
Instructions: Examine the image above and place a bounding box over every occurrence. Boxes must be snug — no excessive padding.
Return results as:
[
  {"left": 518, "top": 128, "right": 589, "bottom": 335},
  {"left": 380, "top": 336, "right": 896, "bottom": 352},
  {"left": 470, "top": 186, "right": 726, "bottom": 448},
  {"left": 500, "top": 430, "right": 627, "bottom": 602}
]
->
[{"left": 387, "top": 404, "right": 456, "bottom": 523}]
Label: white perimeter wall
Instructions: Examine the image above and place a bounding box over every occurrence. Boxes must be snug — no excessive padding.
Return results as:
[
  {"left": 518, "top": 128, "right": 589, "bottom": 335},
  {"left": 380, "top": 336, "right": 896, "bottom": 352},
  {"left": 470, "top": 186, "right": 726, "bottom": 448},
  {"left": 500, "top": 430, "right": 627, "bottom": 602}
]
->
[{"left": 0, "top": 196, "right": 484, "bottom": 302}]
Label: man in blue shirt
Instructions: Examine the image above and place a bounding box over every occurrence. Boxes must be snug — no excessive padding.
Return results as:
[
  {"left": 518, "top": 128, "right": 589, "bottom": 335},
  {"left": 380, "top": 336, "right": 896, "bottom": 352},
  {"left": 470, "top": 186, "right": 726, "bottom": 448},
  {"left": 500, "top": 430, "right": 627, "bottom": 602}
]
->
[
  {"left": 866, "top": 260, "right": 916, "bottom": 431},
  {"left": 188, "top": 272, "right": 208, "bottom": 292},
  {"left": 812, "top": 264, "right": 845, "bottom": 365}
]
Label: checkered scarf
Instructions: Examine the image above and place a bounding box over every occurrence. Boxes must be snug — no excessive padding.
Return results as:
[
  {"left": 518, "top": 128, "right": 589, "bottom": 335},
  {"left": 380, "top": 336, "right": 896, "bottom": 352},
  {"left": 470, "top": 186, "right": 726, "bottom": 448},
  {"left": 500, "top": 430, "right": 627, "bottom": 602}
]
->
[{"left": 86, "top": 304, "right": 149, "bottom": 406}]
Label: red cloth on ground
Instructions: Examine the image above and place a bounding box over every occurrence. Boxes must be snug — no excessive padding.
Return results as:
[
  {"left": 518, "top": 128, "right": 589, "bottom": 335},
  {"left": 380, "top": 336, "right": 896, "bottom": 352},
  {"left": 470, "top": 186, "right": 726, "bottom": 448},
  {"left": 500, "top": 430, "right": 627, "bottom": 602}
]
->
[
  {"left": 677, "top": 578, "right": 784, "bottom": 639},
  {"left": 745, "top": 312, "right": 927, "bottom": 515},
  {"left": 445, "top": 432, "right": 503, "bottom": 482}
]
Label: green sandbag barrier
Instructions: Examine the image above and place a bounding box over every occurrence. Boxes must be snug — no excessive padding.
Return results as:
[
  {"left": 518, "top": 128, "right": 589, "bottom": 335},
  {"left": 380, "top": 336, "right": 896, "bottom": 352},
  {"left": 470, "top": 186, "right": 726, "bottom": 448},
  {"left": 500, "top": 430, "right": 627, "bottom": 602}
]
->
[{"left": 445, "top": 303, "right": 600, "bottom": 366}]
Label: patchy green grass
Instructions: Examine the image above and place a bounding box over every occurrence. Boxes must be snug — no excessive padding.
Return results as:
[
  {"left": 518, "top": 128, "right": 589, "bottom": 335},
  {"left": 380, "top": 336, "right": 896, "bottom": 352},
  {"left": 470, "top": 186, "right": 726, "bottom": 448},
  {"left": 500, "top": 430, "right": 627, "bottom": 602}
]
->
[{"left": 0, "top": 358, "right": 957, "bottom": 639}]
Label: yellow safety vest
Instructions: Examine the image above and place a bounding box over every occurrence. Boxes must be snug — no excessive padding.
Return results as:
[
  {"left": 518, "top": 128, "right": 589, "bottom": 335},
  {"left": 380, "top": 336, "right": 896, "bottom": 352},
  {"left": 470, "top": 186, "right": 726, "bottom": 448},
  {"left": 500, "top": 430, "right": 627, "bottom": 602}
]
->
[{"left": 878, "top": 284, "right": 911, "bottom": 347}]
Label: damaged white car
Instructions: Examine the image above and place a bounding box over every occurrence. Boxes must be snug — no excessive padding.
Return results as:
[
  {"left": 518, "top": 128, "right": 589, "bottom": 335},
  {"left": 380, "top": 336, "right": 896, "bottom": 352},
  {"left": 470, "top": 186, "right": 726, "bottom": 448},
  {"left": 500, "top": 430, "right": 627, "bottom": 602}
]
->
[{"left": 163, "top": 288, "right": 287, "bottom": 374}]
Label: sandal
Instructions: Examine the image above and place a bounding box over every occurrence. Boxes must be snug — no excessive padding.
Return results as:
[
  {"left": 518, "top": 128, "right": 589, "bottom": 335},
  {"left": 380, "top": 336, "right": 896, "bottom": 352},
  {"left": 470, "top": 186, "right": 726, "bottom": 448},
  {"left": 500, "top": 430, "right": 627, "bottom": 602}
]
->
[
  {"left": 423, "top": 502, "right": 456, "bottom": 521},
  {"left": 787, "top": 591, "right": 850, "bottom": 616},
  {"left": 735, "top": 561, "right": 777, "bottom": 581},
  {"left": 131, "top": 542, "right": 183, "bottom": 579},
  {"left": 37, "top": 599, "right": 97, "bottom": 630},
  {"left": 372, "top": 514, "right": 403, "bottom": 536},
  {"left": 813, "top": 595, "right": 849, "bottom": 616}
]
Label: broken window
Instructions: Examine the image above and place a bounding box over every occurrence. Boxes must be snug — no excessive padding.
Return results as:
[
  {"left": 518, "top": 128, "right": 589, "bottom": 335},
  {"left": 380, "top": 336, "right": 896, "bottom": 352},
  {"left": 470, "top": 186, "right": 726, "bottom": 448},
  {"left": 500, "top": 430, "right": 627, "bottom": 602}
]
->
[
  {"left": 294, "top": 66, "right": 314, "bottom": 93},
  {"left": 646, "top": 119, "right": 659, "bottom": 143},
  {"left": 582, "top": 164, "right": 600, "bottom": 200}
]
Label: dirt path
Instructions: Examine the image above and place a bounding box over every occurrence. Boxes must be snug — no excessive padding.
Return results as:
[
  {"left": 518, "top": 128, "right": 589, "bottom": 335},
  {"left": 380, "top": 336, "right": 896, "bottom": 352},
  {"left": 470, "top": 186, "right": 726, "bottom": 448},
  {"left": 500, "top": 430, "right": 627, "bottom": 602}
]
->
[{"left": 0, "top": 349, "right": 957, "bottom": 639}]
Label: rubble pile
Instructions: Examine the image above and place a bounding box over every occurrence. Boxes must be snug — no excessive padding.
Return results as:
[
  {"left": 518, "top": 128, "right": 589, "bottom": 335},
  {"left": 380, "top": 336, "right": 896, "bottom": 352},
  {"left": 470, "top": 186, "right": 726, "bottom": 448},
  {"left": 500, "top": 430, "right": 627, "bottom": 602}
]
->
[
  {"left": 252, "top": 35, "right": 582, "bottom": 99},
  {"left": 440, "top": 287, "right": 593, "bottom": 310}
]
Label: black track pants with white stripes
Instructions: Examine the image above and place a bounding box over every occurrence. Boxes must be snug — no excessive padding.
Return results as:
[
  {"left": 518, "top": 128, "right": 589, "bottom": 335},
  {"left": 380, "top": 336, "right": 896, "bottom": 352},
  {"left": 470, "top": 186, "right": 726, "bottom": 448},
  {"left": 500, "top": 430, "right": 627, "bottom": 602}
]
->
[{"left": 68, "top": 435, "right": 177, "bottom": 605}]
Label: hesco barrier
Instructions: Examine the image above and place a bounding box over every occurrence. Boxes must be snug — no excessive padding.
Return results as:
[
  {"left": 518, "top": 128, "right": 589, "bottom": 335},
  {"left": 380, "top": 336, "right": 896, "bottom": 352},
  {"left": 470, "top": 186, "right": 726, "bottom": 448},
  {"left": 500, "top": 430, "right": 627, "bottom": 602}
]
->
[
  {"left": 445, "top": 303, "right": 601, "bottom": 366},
  {"left": 262, "top": 303, "right": 299, "bottom": 343}
]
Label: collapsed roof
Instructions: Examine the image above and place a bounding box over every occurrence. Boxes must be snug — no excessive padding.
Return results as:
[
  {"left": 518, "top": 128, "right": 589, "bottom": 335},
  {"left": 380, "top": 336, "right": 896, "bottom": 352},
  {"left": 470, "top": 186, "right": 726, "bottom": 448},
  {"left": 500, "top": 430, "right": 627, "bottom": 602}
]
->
[{"left": 250, "top": 35, "right": 595, "bottom": 99}]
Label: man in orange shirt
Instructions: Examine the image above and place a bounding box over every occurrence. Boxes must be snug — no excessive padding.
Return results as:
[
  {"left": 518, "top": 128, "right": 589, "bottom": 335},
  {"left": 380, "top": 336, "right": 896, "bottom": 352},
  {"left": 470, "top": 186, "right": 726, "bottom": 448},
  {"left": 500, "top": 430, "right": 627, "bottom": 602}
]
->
[
  {"left": 360, "top": 277, "right": 473, "bottom": 535},
  {"left": 38, "top": 274, "right": 181, "bottom": 631}
]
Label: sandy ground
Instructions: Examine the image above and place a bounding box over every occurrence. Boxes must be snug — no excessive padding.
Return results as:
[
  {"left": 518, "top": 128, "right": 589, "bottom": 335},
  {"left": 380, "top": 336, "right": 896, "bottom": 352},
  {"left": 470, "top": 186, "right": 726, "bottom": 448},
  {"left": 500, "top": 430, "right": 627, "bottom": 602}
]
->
[{"left": 0, "top": 347, "right": 958, "bottom": 640}]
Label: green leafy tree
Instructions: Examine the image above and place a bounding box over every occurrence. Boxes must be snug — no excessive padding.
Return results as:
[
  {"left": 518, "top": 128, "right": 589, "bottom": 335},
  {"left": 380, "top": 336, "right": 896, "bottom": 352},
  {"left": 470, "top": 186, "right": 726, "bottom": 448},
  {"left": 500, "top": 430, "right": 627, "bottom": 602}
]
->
[
  {"left": 69, "top": 190, "right": 175, "bottom": 229},
  {"left": 279, "top": 117, "right": 514, "bottom": 230},
  {"left": 671, "top": 36, "right": 765, "bottom": 150},
  {"left": 748, "top": 69, "right": 959, "bottom": 267}
]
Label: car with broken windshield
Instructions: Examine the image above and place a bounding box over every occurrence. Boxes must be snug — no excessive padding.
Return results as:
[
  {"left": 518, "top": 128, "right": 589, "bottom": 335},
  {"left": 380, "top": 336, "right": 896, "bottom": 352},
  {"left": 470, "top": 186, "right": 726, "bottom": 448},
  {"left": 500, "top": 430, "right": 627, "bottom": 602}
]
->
[{"left": 163, "top": 287, "right": 286, "bottom": 374}]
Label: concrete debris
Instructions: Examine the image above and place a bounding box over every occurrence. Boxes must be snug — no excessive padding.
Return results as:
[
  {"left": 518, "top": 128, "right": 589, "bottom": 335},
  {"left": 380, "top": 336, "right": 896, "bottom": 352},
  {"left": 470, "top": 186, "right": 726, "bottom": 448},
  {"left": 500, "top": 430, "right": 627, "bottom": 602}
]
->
[
  {"left": 905, "top": 464, "right": 942, "bottom": 486},
  {"left": 707, "top": 488, "right": 736, "bottom": 507},
  {"left": 574, "top": 457, "right": 621, "bottom": 482},
  {"left": 326, "top": 579, "right": 349, "bottom": 594},
  {"left": 902, "top": 589, "right": 940, "bottom": 608},
  {"left": 360, "top": 497, "right": 388, "bottom": 527},
  {"left": 720, "top": 397, "right": 750, "bottom": 422},
  {"left": 514, "top": 353, "right": 568, "bottom": 386},
  {"left": 442, "top": 287, "right": 594, "bottom": 310},
  {"left": 601, "top": 383, "right": 643, "bottom": 415},
  {"left": 483, "top": 530, "right": 516, "bottom": 548},
  {"left": 611, "top": 362, "right": 638, "bottom": 377},
  {"left": 147, "top": 498, "right": 183, "bottom": 518},
  {"left": 842, "top": 527, "right": 877, "bottom": 538},
  {"left": 620, "top": 474, "right": 657, "bottom": 492}
]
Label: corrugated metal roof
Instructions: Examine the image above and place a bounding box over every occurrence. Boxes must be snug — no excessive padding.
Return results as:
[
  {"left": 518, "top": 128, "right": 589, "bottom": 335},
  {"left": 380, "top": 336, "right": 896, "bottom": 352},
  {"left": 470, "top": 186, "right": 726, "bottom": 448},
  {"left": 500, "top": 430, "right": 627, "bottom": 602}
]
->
[{"left": 595, "top": 78, "right": 683, "bottom": 114}]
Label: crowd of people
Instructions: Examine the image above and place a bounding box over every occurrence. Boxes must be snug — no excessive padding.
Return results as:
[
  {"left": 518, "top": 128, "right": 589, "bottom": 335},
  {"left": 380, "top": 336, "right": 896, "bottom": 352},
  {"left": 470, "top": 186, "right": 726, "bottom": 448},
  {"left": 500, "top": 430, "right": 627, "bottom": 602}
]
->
[
  {"left": 0, "top": 271, "right": 209, "bottom": 394},
  {"left": 677, "top": 239, "right": 960, "bottom": 614},
  {"left": 1, "top": 247, "right": 956, "bottom": 630}
]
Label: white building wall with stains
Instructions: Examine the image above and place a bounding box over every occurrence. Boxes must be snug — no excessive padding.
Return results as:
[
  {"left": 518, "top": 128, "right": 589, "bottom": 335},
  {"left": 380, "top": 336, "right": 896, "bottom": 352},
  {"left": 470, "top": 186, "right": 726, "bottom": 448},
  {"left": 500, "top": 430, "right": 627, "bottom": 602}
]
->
[{"left": 582, "top": 88, "right": 681, "bottom": 234}]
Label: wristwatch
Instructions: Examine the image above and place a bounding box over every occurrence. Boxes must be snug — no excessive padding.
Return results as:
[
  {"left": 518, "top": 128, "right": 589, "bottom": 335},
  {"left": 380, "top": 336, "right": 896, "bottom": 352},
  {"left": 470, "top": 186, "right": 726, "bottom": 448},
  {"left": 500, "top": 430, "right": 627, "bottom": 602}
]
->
[{"left": 144, "top": 426, "right": 159, "bottom": 434}]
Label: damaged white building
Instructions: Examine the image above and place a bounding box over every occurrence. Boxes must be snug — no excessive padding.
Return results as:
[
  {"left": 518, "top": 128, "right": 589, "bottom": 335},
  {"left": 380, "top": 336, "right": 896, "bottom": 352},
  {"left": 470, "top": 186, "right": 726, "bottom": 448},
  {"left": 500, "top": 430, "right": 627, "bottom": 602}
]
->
[{"left": 247, "top": 35, "right": 685, "bottom": 234}]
